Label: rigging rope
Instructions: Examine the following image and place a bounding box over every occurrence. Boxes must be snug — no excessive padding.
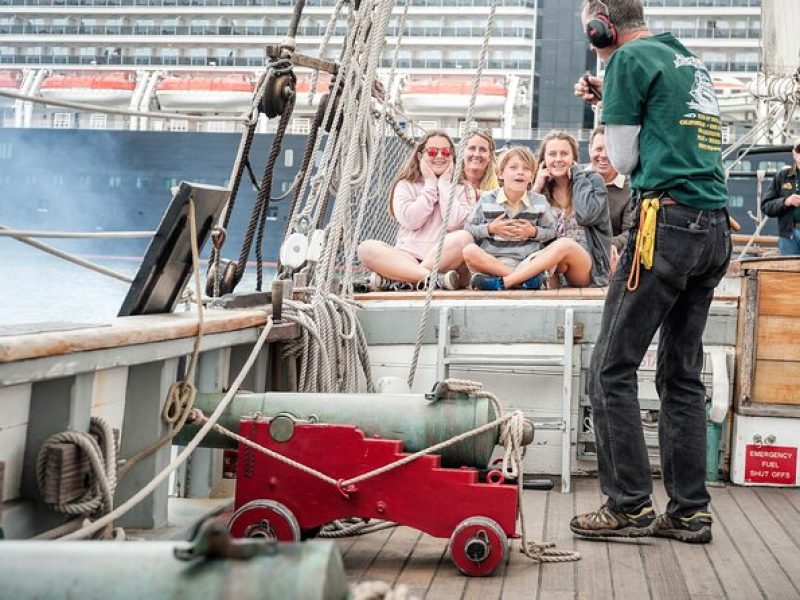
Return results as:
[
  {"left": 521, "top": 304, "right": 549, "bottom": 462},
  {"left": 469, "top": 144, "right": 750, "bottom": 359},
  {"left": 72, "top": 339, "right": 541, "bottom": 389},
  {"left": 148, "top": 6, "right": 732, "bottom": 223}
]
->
[
  {"left": 406, "top": 0, "right": 498, "bottom": 390},
  {"left": 0, "top": 223, "right": 133, "bottom": 283}
]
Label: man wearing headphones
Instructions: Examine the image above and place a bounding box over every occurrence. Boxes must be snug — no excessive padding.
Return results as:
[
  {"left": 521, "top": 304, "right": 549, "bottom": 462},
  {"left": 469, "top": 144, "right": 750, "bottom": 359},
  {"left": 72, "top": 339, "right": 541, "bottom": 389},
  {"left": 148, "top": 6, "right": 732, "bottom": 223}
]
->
[{"left": 571, "top": 0, "right": 730, "bottom": 544}]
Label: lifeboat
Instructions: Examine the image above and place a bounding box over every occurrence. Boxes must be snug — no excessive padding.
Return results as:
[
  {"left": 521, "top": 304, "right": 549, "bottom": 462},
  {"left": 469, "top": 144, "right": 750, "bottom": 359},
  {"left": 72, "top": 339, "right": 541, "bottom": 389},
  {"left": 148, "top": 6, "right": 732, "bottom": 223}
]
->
[
  {"left": 713, "top": 75, "right": 747, "bottom": 96},
  {"left": 712, "top": 76, "right": 754, "bottom": 122},
  {"left": 0, "top": 69, "right": 21, "bottom": 91},
  {"left": 0, "top": 70, "right": 21, "bottom": 107},
  {"left": 156, "top": 73, "right": 255, "bottom": 112},
  {"left": 39, "top": 71, "right": 135, "bottom": 106},
  {"left": 400, "top": 76, "right": 507, "bottom": 117}
]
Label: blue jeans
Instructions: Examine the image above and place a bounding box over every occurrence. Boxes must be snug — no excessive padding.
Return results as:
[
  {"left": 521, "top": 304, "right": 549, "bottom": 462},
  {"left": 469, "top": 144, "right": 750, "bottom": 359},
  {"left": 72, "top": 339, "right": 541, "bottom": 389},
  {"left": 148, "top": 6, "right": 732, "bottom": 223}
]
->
[
  {"left": 589, "top": 202, "right": 731, "bottom": 517},
  {"left": 778, "top": 227, "right": 800, "bottom": 256}
]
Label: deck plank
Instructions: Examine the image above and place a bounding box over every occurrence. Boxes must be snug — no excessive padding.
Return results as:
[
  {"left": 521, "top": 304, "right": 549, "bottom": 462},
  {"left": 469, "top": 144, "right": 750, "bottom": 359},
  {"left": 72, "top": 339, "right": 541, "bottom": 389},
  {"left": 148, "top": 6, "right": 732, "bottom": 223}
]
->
[
  {"left": 781, "top": 487, "right": 800, "bottom": 512},
  {"left": 711, "top": 485, "right": 796, "bottom": 599},
  {"left": 754, "top": 487, "right": 800, "bottom": 548},
  {"left": 652, "top": 482, "right": 724, "bottom": 599},
  {"left": 340, "top": 527, "right": 395, "bottom": 584},
  {"left": 599, "top": 477, "right": 652, "bottom": 600},
  {"left": 573, "top": 478, "right": 614, "bottom": 600},
  {"left": 500, "top": 486, "right": 548, "bottom": 600},
  {"left": 360, "top": 526, "right": 422, "bottom": 587},
  {"left": 393, "top": 532, "right": 450, "bottom": 599},
  {"left": 635, "top": 481, "right": 690, "bottom": 600},
  {"left": 538, "top": 486, "right": 576, "bottom": 600},
  {"left": 696, "top": 488, "right": 764, "bottom": 600},
  {"left": 425, "top": 544, "right": 469, "bottom": 600},
  {"left": 730, "top": 487, "right": 800, "bottom": 594}
]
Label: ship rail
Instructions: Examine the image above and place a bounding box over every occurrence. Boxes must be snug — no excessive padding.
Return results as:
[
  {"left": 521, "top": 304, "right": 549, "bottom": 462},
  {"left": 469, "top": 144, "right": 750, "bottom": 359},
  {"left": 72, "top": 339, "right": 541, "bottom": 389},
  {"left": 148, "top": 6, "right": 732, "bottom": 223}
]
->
[{"left": 0, "top": 306, "right": 296, "bottom": 539}]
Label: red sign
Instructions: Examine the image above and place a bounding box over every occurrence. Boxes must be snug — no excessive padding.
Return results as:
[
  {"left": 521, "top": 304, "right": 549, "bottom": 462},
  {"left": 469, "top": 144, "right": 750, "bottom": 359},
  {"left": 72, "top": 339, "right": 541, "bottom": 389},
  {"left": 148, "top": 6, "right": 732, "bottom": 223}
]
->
[{"left": 744, "top": 445, "right": 797, "bottom": 485}]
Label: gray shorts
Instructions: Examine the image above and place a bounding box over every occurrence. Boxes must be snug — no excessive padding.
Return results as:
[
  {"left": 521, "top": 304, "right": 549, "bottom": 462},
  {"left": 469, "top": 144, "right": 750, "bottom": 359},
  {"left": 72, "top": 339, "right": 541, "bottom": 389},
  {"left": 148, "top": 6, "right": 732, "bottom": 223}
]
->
[{"left": 497, "top": 249, "right": 543, "bottom": 270}]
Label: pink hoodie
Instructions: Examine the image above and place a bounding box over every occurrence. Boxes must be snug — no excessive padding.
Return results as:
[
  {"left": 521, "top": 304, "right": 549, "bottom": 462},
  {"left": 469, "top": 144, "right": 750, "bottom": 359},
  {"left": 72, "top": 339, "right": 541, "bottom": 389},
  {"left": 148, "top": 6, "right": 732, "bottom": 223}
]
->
[{"left": 391, "top": 178, "right": 476, "bottom": 260}]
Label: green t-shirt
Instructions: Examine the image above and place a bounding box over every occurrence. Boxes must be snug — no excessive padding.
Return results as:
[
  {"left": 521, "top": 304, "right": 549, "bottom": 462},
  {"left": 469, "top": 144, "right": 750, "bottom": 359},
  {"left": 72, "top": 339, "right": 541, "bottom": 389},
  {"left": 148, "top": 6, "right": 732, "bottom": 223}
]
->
[{"left": 601, "top": 33, "right": 728, "bottom": 210}]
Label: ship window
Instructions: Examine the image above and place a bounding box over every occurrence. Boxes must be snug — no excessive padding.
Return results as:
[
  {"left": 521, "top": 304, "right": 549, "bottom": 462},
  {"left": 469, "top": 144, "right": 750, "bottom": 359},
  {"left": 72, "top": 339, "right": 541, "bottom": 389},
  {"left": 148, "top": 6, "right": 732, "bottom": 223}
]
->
[
  {"left": 267, "top": 206, "right": 279, "bottom": 220},
  {"left": 284, "top": 149, "right": 294, "bottom": 166},
  {"left": 80, "top": 175, "right": 92, "bottom": 185},
  {"left": 290, "top": 118, "right": 310, "bottom": 135},
  {"left": 165, "top": 177, "right": 179, "bottom": 189},
  {"left": 168, "top": 119, "right": 188, "bottom": 132},
  {"left": 0, "top": 141, "right": 11, "bottom": 160},
  {"left": 728, "top": 195, "right": 743, "bottom": 208},
  {"left": 417, "top": 120, "right": 438, "bottom": 132},
  {"left": 53, "top": 112, "right": 72, "bottom": 128},
  {"left": 89, "top": 113, "right": 107, "bottom": 129},
  {"left": 459, "top": 120, "right": 479, "bottom": 136},
  {"left": 109, "top": 175, "right": 122, "bottom": 188},
  {"left": 52, "top": 174, "right": 64, "bottom": 185},
  {"left": 205, "top": 121, "right": 227, "bottom": 133}
]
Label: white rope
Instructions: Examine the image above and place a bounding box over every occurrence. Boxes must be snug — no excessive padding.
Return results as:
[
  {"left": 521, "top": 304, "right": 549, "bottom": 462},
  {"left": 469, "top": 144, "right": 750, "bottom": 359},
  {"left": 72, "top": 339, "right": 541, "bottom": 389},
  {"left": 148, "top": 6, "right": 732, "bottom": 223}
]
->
[
  {"left": 309, "top": 0, "right": 347, "bottom": 101},
  {"left": 60, "top": 198, "right": 268, "bottom": 541},
  {"left": 0, "top": 229, "right": 154, "bottom": 239},
  {"left": 61, "top": 316, "right": 276, "bottom": 540},
  {"left": 1, "top": 223, "right": 133, "bottom": 283},
  {"left": 36, "top": 416, "right": 117, "bottom": 520},
  {"left": 406, "top": 0, "right": 498, "bottom": 389}
]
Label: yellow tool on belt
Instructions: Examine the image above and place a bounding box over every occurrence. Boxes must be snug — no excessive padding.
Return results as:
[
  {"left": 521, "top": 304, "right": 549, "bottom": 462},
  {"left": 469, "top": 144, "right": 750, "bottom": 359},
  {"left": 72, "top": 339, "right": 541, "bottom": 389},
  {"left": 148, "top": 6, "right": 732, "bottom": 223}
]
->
[{"left": 627, "top": 198, "right": 660, "bottom": 292}]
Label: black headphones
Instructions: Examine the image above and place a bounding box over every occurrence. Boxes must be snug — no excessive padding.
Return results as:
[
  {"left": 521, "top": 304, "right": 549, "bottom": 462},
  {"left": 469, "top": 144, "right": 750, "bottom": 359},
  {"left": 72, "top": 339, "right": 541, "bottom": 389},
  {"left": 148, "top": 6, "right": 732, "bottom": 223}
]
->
[{"left": 585, "top": 12, "right": 617, "bottom": 48}]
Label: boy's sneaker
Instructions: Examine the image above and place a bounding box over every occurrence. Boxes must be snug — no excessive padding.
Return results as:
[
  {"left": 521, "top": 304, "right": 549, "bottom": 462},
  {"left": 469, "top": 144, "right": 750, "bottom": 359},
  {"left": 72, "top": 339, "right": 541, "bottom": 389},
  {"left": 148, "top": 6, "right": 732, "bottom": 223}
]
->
[
  {"left": 519, "top": 274, "right": 543, "bottom": 290},
  {"left": 470, "top": 273, "right": 505, "bottom": 291},
  {"left": 570, "top": 502, "right": 656, "bottom": 539},
  {"left": 652, "top": 510, "right": 713, "bottom": 544}
]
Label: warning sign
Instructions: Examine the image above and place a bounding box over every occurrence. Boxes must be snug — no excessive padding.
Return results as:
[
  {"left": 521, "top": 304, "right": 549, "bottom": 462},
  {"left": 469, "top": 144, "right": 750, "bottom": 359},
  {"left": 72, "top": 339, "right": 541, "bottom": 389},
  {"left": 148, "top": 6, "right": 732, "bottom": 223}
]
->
[{"left": 744, "top": 445, "right": 797, "bottom": 485}]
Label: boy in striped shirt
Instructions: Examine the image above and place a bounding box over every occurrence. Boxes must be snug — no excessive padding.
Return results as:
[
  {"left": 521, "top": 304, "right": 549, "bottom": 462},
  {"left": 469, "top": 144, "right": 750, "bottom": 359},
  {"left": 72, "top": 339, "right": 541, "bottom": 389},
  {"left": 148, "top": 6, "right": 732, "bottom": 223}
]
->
[{"left": 463, "top": 146, "right": 556, "bottom": 290}]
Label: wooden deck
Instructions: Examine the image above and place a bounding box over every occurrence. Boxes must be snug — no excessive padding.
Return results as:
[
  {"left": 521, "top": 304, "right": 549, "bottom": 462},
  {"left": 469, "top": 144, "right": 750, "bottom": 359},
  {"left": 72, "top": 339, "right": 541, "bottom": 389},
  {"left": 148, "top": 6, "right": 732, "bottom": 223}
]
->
[{"left": 339, "top": 477, "right": 800, "bottom": 599}]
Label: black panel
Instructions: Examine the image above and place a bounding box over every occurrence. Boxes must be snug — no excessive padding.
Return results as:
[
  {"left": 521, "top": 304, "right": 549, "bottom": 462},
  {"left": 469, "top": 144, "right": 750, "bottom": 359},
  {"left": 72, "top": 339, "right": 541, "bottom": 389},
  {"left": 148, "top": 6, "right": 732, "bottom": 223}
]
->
[{"left": 118, "top": 181, "right": 228, "bottom": 316}]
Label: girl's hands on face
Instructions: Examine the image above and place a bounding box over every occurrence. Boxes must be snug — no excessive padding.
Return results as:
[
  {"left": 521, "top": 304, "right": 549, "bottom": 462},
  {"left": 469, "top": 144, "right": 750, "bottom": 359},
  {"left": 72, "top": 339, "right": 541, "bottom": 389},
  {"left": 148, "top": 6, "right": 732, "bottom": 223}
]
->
[
  {"left": 419, "top": 154, "right": 437, "bottom": 181},
  {"left": 441, "top": 158, "right": 455, "bottom": 182},
  {"left": 532, "top": 167, "right": 550, "bottom": 192}
]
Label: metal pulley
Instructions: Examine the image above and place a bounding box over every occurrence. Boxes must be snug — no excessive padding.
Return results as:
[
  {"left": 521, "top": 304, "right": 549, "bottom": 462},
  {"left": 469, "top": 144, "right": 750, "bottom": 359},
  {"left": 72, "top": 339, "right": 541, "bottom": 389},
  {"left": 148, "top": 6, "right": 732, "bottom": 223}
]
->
[
  {"left": 205, "top": 258, "right": 239, "bottom": 297},
  {"left": 260, "top": 71, "right": 297, "bottom": 119}
]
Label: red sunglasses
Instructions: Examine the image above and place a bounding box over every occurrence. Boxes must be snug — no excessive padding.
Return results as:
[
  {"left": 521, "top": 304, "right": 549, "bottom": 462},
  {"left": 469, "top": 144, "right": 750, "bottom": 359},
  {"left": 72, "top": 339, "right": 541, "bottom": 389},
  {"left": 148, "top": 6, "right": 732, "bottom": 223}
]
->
[{"left": 424, "top": 147, "right": 452, "bottom": 158}]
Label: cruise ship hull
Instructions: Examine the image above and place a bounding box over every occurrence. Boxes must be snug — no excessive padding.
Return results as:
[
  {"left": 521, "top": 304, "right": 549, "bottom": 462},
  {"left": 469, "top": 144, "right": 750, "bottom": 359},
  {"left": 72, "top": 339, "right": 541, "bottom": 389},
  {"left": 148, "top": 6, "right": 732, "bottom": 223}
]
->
[{"left": 0, "top": 128, "right": 780, "bottom": 264}]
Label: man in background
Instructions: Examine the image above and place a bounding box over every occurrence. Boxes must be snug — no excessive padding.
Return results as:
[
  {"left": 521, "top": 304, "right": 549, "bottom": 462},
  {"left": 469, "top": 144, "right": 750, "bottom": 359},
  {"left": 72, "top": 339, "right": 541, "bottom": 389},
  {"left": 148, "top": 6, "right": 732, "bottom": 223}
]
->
[
  {"left": 588, "top": 124, "right": 633, "bottom": 268},
  {"left": 761, "top": 139, "right": 800, "bottom": 255}
]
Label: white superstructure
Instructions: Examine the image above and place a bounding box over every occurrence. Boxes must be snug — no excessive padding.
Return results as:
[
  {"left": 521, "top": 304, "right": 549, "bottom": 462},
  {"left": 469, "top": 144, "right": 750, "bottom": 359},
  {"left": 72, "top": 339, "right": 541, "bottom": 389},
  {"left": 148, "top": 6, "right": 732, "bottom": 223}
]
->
[{"left": 0, "top": 0, "right": 766, "bottom": 136}]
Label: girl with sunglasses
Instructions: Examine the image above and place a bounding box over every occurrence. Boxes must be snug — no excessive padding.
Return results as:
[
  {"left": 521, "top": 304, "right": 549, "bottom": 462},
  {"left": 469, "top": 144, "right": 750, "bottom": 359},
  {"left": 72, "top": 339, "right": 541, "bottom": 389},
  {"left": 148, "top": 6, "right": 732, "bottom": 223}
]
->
[
  {"left": 358, "top": 129, "right": 494, "bottom": 290},
  {"left": 472, "top": 131, "right": 612, "bottom": 289}
]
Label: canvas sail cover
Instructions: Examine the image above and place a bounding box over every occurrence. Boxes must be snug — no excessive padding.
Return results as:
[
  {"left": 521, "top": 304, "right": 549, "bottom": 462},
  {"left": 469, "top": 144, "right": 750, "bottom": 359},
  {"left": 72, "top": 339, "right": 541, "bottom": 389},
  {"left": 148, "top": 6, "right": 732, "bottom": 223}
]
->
[{"left": 761, "top": 0, "right": 800, "bottom": 76}]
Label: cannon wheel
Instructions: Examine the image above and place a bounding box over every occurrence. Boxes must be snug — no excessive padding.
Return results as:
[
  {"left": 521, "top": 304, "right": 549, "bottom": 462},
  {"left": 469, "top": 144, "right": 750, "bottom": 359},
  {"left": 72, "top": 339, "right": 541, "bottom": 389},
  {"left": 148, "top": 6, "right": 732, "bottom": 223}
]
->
[
  {"left": 227, "top": 499, "right": 301, "bottom": 542},
  {"left": 448, "top": 516, "right": 508, "bottom": 576}
]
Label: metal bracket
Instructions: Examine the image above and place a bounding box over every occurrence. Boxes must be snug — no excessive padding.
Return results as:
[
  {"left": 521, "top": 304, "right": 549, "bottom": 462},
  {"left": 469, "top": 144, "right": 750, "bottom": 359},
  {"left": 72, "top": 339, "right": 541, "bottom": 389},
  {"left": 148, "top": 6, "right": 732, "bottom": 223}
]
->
[
  {"left": 175, "top": 520, "right": 276, "bottom": 561},
  {"left": 557, "top": 322, "right": 583, "bottom": 341},
  {"left": 266, "top": 46, "right": 339, "bottom": 76}
]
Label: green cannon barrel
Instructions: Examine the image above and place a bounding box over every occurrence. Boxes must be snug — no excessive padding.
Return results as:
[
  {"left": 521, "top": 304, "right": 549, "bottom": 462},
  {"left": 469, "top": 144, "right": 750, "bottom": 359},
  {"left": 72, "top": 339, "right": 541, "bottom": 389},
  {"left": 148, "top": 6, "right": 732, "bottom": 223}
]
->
[
  {"left": 176, "top": 387, "right": 531, "bottom": 468},
  {"left": 0, "top": 539, "right": 347, "bottom": 600}
]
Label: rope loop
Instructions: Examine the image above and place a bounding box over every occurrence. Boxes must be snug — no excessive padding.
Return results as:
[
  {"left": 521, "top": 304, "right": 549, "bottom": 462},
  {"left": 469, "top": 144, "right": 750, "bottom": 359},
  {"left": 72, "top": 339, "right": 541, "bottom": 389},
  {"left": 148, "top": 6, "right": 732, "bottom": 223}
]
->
[{"left": 36, "top": 417, "right": 118, "bottom": 525}]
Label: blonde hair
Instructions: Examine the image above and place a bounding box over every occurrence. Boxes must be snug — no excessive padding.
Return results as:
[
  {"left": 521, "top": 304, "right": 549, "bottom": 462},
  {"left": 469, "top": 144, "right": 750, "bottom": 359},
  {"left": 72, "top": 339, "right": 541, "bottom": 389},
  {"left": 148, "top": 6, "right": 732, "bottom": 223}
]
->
[
  {"left": 496, "top": 146, "right": 537, "bottom": 188},
  {"left": 536, "top": 130, "right": 580, "bottom": 207},
  {"left": 389, "top": 129, "right": 454, "bottom": 219},
  {"left": 459, "top": 130, "right": 498, "bottom": 191}
]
